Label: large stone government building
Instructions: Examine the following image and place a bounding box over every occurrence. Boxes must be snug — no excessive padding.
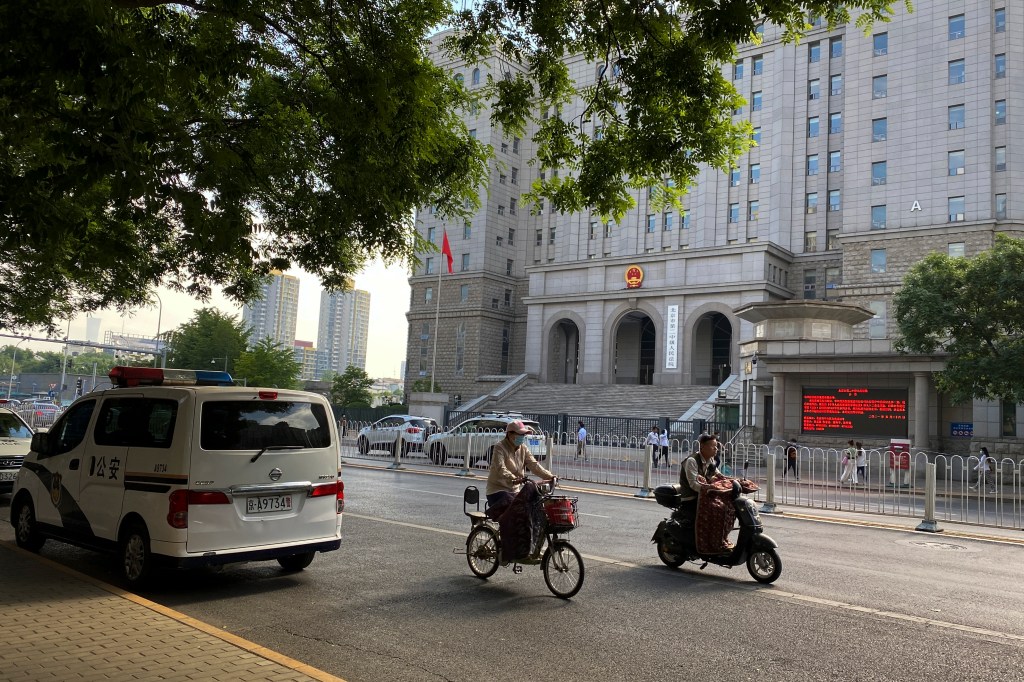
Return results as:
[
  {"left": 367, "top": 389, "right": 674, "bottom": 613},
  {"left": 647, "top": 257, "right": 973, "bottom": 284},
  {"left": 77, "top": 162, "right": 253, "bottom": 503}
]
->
[{"left": 407, "top": 2, "right": 1023, "bottom": 455}]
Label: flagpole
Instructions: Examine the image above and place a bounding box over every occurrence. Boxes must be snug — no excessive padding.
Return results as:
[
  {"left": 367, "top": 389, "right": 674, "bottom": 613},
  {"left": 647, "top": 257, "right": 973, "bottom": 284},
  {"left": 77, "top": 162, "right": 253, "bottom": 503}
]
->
[{"left": 429, "top": 251, "right": 443, "bottom": 393}]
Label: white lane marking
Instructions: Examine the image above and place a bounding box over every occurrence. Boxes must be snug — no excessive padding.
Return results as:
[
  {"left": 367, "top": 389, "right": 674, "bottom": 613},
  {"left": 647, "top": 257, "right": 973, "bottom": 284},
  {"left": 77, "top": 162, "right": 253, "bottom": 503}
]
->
[
  {"left": 580, "top": 512, "right": 609, "bottom": 518},
  {"left": 396, "top": 488, "right": 463, "bottom": 498},
  {"left": 345, "top": 512, "right": 1024, "bottom": 643}
]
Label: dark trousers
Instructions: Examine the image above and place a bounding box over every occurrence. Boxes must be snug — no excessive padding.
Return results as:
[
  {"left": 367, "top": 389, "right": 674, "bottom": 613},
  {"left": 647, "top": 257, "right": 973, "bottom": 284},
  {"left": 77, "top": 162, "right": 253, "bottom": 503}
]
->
[{"left": 786, "top": 459, "right": 798, "bottom": 477}]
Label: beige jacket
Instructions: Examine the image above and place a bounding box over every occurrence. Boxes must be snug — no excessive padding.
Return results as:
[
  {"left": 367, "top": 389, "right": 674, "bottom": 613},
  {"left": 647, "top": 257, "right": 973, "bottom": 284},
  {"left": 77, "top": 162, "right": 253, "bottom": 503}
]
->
[{"left": 486, "top": 436, "right": 554, "bottom": 495}]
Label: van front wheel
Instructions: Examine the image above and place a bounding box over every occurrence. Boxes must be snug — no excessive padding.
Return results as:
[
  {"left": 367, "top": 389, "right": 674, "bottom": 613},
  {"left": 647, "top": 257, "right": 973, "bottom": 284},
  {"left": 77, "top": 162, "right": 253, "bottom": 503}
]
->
[
  {"left": 120, "top": 523, "right": 152, "bottom": 588},
  {"left": 13, "top": 498, "right": 45, "bottom": 552},
  {"left": 278, "top": 552, "right": 315, "bottom": 572}
]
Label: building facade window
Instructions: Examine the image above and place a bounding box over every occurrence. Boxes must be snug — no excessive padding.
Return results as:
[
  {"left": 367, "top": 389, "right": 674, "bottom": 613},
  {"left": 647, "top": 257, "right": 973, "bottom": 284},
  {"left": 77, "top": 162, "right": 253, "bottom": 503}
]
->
[
  {"left": 1002, "top": 401, "right": 1017, "bottom": 437},
  {"left": 535, "top": 229, "right": 543, "bottom": 246},
  {"left": 463, "top": 221, "right": 472, "bottom": 239},
  {"left": 461, "top": 253, "right": 470, "bottom": 271},
  {"left": 425, "top": 286, "right": 433, "bottom": 302},
  {"left": 647, "top": 214, "right": 656, "bottom": 232},
  {"left": 806, "top": 192, "right": 818, "bottom": 213},
  {"left": 808, "top": 116, "right": 820, "bottom": 137},
  {"left": 804, "top": 272, "right": 817, "bottom": 299},
  {"left": 510, "top": 167, "right": 518, "bottom": 185},
  {"left": 808, "top": 41, "right": 821, "bottom": 63},
  {"left": 828, "top": 189, "right": 841, "bottom": 211},
  {"left": 804, "top": 232, "right": 818, "bottom": 253},
  {"left": 830, "top": 74, "right": 843, "bottom": 96},
  {"left": 454, "top": 322, "right": 465, "bottom": 374},
  {"left": 826, "top": 265, "right": 841, "bottom": 288},
  {"left": 729, "top": 203, "right": 740, "bottom": 223},
  {"left": 831, "top": 37, "right": 844, "bottom": 58},
  {"left": 829, "top": 112, "right": 842, "bottom": 134},
  {"left": 872, "top": 117, "right": 887, "bottom": 141},
  {"left": 749, "top": 163, "right": 761, "bottom": 183},
  {"left": 682, "top": 210, "right": 690, "bottom": 229},
  {"left": 730, "top": 168, "right": 740, "bottom": 186},
  {"left": 995, "top": 8, "right": 1006, "bottom": 33},
  {"left": 504, "top": 288, "right": 512, "bottom": 307},
  {"left": 808, "top": 79, "right": 820, "bottom": 100},
  {"left": 460, "top": 284, "right": 469, "bottom": 303},
  {"left": 751, "top": 91, "right": 762, "bottom": 111},
  {"left": 872, "top": 74, "right": 887, "bottom": 98},
  {"left": 996, "top": 193, "right": 1007, "bottom": 219},
  {"left": 995, "top": 146, "right": 1007, "bottom": 171},
  {"left": 873, "top": 33, "right": 888, "bottom": 56},
  {"left": 497, "top": 204, "right": 505, "bottom": 215},
  {"left": 948, "top": 196, "right": 966, "bottom": 222},
  {"left": 949, "top": 104, "right": 966, "bottom": 129},
  {"left": 664, "top": 212, "right": 673, "bottom": 230},
  {"left": 509, "top": 198, "right": 517, "bottom": 215},
  {"left": 588, "top": 221, "right": 597, "bottom": 239},
  {"left": 948, "top": 150, "right": 966, "bottom": 175},
  {"left": 948, "top": 242, "right": 965, "bottom": 258},
  {"left": 871, "top": 205, "right": 887, "bottom": 229},
  {"left": 829, "top": 150, "right": 841, "bottom": 172},
  {"left": 826, "top": 232, "right": 840, "bottom": 251},
  {"left": 508, "top": 228, "right": 515, "bottom": 245},
  {"left": 733, "top": 61, "right": 744, "bottom": 80},
  {"left": 995, "top": 99, "right": 1007, "bottom": 125},
  {"left": 748, "top": 201, "right": 759, "bottom": 221},
  {"left": 807, "top": 154, "right": 819, "bottom": 175},
  {"left": 948, "top": 59, "right": 966, "bottom": 84},
  {"left": 427, "top": 226, "right": 436, "bottom": 243},
  {"left": 871, "top": 161, "right": 887, "bottom": 185},
  {"left": 549, "top": 228, "right": 556, "bottom": 244},
  {"left": 500, "top": 324, "right": 511, "bottom": 374},
  {"left": 870, "top": 249, "right": 887, "bottom": 273},
  {"left": 752, "top": 127, "right": 762, "bottom": 145},
  {"left": 512, "top": 136, "right": 520, "bottom": 154},
  {"left": 868, "top": 301, "right": 887, "bottom": 339},
  {"left": 995, "top": 54, "right": 1006, "bottom": 79},
  {"left": 425, "top": 257, "right": 434, "bottom": 275},
  {"left": 948, "top": 14, "right": 965, "bottom": 40},
  {"left": 506, "top": 259, "right": 514, "bottom": 276},
  {"left": 753, "top": 55, "right": 764, "bottom": 75}
]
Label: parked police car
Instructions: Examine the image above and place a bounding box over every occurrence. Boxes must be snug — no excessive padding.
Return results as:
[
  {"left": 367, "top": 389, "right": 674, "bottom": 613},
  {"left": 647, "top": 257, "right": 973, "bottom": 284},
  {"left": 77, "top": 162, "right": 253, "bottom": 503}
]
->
[
  {"left": 8, "top": 367, "right": 344, "bottom": 586},
  {"left": 426, "top": 412, "right": 546, "bottom": 467},
  {"left": 0, "top": 408, "right": 34, "bottom": 495}
]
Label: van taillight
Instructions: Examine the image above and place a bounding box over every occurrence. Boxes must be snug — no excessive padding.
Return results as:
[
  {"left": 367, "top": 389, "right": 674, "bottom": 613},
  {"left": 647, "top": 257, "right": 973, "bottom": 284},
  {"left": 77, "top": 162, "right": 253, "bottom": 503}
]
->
[
  {"left": 258, "top": 391, "right": 278, "bottom": 400},
  {"left": 167, "top": 489, "right": 231, "bottom": 528},
  {"left": 337, "top": 479, "right": 345, "bottom": 514},
  {"left": 310, "top": 480, "right": 345, "bottom": 513}
]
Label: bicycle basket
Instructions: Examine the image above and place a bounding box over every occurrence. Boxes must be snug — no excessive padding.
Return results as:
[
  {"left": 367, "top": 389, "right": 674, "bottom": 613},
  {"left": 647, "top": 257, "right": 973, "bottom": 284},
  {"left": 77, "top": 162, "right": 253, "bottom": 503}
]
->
[{"left": 542, "top": 496, "right": 579, "bottom": 531}]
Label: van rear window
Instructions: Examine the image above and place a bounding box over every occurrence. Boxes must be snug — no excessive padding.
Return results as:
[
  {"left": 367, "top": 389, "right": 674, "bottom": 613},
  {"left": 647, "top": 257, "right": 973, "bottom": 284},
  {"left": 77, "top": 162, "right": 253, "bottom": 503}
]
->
[{"left": 200, "top": 401, "right": 331, "bottom": 451}]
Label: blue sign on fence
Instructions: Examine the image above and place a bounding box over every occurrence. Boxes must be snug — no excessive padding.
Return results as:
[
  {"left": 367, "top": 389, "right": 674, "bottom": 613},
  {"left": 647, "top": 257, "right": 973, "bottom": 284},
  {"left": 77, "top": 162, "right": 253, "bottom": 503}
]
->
[{"left": 950, "top": 422, "right": 973, "bottom": 437}]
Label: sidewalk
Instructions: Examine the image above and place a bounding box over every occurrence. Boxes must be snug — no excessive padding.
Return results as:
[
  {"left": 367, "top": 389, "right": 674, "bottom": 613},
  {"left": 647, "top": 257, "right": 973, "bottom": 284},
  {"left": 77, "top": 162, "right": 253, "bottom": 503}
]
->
[{"left": 0, "top": 541, "right": 344, "bottom": 682}]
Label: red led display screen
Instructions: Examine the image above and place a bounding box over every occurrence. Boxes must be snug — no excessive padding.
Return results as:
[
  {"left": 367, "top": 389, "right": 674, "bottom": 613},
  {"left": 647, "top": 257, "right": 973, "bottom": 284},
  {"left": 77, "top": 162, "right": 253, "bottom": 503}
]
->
[{"left": 801, "top": 387, "right": 908, "bottom": 438}]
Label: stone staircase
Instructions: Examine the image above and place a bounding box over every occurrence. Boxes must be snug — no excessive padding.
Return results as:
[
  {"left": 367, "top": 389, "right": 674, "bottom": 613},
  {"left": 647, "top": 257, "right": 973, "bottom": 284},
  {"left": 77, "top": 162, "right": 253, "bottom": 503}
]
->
[{"left": 487, "top": 382, "right": 720, "bottom": 420}]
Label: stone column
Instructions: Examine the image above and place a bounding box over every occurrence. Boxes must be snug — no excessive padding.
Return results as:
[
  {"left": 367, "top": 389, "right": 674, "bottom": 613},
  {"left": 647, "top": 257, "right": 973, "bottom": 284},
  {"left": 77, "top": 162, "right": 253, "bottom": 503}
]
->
[
  {"left": 772, "top": 373, "right": 786, "bottom": 442},
  {"left": 914, "top": 372, "right": 930, "bottom": 452}
]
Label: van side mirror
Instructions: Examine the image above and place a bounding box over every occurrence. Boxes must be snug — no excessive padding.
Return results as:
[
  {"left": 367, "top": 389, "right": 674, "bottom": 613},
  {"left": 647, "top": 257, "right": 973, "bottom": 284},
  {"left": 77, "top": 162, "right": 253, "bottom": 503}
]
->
[{"left": 31, "top": 432, "right": 51, "bottom": 456}]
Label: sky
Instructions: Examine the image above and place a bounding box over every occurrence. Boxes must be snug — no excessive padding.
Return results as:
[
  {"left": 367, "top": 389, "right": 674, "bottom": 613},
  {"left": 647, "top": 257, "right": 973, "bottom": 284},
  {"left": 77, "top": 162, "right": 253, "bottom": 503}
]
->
[{"left": 13, "top": 258, "right": 412, "bottom": 380}]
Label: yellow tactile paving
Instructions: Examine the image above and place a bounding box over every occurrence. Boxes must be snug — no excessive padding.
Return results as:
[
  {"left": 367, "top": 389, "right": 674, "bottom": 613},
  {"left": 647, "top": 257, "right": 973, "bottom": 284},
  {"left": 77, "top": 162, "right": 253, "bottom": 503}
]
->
[{"left": 0, "top": 542, "right": 346, "bottom": 682}]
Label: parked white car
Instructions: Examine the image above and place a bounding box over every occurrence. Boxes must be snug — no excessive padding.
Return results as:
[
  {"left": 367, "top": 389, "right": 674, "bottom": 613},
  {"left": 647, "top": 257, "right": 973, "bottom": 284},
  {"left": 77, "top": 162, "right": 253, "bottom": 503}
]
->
[
  {"left": 0, "top": 408, "right": 34, "bottom": 495},
  {"left": 426, "top": 412, "right": 546, "bottom": 466},
  {"left": 356, "top": 415, "right": 438, "bottom": 456}
]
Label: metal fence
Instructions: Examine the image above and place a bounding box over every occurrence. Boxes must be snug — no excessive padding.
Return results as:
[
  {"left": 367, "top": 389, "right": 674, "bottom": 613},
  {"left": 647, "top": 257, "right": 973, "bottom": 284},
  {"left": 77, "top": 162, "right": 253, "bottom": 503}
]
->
[
  {"left": 10, "top": 406, "right": 62, "bottom": 431},
  {"left": 339, "top": 419, "right": 1024, "bottom": 531}
]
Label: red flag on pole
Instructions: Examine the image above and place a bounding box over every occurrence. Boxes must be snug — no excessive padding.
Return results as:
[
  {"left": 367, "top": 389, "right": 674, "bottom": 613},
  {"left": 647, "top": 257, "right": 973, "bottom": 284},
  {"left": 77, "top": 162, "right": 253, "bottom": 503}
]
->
[{"left": 440, "top": 229, "right": 454, "bottom": 274}]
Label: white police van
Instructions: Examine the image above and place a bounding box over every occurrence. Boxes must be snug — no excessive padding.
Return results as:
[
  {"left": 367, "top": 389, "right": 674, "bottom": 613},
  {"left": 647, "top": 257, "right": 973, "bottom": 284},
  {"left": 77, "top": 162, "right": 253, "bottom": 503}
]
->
[{"left": 8, "top": 367, "right": 344, "bottom": 586}]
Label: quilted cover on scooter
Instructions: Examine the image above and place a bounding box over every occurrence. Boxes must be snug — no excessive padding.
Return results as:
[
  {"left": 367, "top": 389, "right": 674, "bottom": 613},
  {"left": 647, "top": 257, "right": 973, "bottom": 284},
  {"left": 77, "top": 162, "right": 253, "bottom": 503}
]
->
[
  {"left": 497, "top": 481, "right": 546, "bottom": 562},
  {"left": 695, "top": 478, "right": 740, "bottom": 555}
]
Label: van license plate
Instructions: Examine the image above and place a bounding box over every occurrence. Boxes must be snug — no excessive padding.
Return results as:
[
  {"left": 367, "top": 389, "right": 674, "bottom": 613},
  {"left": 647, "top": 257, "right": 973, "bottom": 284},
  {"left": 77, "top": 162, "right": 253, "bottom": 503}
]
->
[
  {"left": 0, "top": 471, "right": 17, "bottom": 481},
  {"left": 247, "top": 495, "right": 293, "bottom": 514}
]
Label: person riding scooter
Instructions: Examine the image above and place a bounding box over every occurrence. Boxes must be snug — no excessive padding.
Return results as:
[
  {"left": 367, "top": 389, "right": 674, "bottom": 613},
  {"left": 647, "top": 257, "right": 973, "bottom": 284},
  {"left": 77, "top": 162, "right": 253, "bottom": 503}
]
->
[{"left": 677, "top": 433, "right": 728, "bottom": 525}]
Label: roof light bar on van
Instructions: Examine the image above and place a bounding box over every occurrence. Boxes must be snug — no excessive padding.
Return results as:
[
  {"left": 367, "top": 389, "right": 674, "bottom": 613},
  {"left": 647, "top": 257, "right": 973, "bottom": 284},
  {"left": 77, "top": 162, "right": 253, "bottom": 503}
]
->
[{"left": 109, "top": 366, "right": 235, "bottom": 388}]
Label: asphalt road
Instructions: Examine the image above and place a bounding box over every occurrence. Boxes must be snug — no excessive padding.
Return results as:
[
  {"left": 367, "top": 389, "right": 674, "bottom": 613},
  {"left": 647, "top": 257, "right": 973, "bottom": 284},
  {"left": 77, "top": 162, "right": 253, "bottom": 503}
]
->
[{"left": 3, "top": 466, "right": 1024, "bottom": 682}]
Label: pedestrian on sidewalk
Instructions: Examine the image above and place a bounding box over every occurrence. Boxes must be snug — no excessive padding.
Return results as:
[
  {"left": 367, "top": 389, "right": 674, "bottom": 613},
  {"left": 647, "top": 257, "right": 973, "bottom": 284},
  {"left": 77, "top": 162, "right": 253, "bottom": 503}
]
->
[
  {"left": 647, "top": 426, "right": 662, "bottom": 466},
  {"left": 576, "top": 421, "right": 587, "bottom": 461},
  {"left": 839, "top": 440, "right": 859, "bottom": 484},
  {"left": 971, "top": 447, "right": 995, "bottom": 492},
  {"left": 785, "top": 439, "right": 799, "bottom": 480},
  {"left": 856, "top": 442, "right": 867, "bottom": 485},
  {"left": 659, "top": 428, "right": 671, "bottom": 467}
]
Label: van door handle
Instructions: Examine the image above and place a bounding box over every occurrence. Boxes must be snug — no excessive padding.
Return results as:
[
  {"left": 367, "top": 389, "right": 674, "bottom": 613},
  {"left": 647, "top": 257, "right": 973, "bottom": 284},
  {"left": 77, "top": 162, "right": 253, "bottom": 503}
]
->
[{"left": 69, "top": 459, "right": 80, "bottom": 470}]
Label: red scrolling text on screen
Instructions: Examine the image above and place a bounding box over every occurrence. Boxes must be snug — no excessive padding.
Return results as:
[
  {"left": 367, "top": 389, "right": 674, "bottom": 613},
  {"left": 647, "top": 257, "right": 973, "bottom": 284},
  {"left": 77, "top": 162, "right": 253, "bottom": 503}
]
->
[{"left": 801, "top": 387, "right": 908, "bottom": 438}]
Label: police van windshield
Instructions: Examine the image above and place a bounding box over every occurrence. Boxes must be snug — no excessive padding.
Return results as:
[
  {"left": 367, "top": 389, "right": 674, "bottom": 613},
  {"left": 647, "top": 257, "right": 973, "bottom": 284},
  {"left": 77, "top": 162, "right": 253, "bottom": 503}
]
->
[
  {"left": 0, "top": 413, "right": 32, "bottom": 439},
  {"left": 200, "top": 401, "right": 331, "bottom": 451}
]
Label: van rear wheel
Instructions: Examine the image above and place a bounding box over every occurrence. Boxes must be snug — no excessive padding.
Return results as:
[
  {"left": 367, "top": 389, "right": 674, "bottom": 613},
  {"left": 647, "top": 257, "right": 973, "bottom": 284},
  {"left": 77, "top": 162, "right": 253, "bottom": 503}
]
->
[
  {"left": 278, "top": 552, "right": 315, "bottom": 572},
  {"left": 120, "top": 523, "right": 153, "bottom": 588}
]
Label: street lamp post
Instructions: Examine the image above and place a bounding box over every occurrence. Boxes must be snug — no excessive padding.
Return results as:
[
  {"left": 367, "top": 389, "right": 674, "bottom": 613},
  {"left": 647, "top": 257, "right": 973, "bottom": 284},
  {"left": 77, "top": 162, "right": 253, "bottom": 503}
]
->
[
  {"left": 6, "top": 337, "right": 27, "bottom": 400},
  {"left": 152, "top": 292, "right": 165, "bottom": 368}
]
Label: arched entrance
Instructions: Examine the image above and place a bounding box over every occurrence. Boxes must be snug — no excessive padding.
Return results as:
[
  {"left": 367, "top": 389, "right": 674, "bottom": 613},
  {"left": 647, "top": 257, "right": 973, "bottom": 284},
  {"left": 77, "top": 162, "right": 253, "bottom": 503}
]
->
[
  {"left": 692, "top": 312, "right": 733, "bottom": 384},
  {"left": 547, "top": 319, "right": 580, "bottom": 383},
  {"left": 613, "top": 312, "right": 656, "bottom": 385}
]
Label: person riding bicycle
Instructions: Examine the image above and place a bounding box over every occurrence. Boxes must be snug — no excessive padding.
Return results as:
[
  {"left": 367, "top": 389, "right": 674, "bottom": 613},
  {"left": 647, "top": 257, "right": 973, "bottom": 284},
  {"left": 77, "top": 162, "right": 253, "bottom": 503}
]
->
[{"left": 486, "top": 419, "right": 555, "bottom": 509}]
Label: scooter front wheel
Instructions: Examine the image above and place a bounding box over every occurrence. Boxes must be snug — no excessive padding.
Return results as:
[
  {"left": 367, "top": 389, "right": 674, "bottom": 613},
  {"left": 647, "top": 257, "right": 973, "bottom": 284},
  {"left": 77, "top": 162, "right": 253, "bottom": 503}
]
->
[
  {"left": 542, "top": 541, "right": 584, "bottom": 599},
  {"left": 656, "top": 539, "right": 685, "bottom": 568},
  {"left": 747, "top": 547, "right": 782, "bottom": 584},
  {"left": 466, "top": 526, "right": 500, "bottom": 579}
]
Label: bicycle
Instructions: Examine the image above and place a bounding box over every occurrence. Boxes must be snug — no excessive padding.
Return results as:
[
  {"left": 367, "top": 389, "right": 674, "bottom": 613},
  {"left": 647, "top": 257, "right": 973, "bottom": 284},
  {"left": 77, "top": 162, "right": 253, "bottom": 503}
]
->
[{"left": 458, "top": 478, "right": 585, "bottom": 599}]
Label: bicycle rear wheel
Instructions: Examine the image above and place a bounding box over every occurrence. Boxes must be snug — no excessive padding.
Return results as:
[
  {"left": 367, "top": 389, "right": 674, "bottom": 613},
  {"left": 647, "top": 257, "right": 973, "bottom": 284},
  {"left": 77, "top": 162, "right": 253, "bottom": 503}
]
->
[
  {"left": 466, "top": 526, "right": 500, "bottom": 579},
  {"left": 542, "top": 540, "right": 584, "bottom": 599}
]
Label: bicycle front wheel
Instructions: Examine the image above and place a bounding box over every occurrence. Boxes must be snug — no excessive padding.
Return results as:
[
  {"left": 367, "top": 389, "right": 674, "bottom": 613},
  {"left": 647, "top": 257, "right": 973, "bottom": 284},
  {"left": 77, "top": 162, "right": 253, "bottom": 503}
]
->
[
  {"left": 466, "top": 526, "right": 500, "bottom": 579},
  {"left": 542, "top": 540, "right": 584, "bottom": 599}
]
